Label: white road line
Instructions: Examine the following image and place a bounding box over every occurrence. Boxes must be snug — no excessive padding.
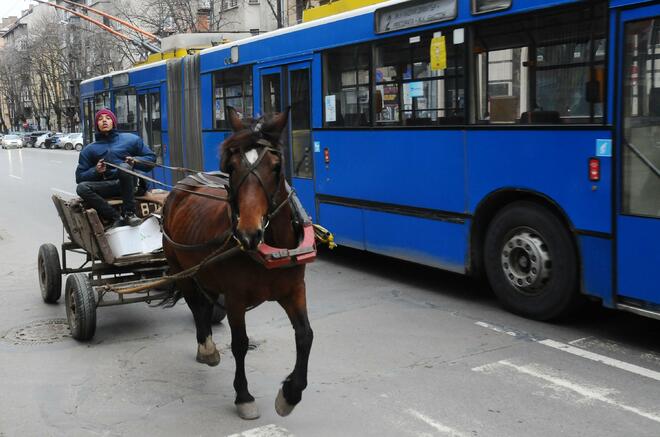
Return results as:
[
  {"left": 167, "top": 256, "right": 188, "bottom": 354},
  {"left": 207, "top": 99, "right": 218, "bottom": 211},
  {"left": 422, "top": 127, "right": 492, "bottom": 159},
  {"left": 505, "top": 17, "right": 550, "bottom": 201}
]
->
[
  {"left": 9, "top": 175, "right": 22, "bottom": 180},
  {"left": 539, "top": 339, "right": 660, "bottom": 382},
  {"left": 476, "top": 321, "right": 660, "bottom": 382},
  {"left": 475, "top": 321, "right": 519, "bottom": 337},
  {"left": 407, "top": 409, "right": 469, "bottom": 437},
  {"left": 473, "top": 360, "right": 660, "bottom": 424},
  {"left": 226, "top": 424, "right": 293, "bottom": 437}
]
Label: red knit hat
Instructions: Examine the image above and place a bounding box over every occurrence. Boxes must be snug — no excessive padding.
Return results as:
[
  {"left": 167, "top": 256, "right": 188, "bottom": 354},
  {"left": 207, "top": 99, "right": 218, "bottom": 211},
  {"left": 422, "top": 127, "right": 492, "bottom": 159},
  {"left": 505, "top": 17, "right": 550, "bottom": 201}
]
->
[{"left": 95, "top": 108, "right": 118, "bottom": 130}]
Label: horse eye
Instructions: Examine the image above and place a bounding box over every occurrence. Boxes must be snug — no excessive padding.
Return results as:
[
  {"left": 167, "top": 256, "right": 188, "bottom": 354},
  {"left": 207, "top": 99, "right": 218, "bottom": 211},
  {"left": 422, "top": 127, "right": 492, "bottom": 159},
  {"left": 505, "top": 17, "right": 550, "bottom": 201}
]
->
[{"left": 273, "top": 163, "right": 281, "bottom": 173}]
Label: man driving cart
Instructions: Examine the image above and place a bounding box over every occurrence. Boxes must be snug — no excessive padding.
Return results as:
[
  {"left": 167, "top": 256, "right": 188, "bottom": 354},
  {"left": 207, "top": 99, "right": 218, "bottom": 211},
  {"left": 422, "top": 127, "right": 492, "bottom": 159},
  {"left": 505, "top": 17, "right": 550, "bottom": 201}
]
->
[{"left": 75, "top": 108, "right": 156, "bottom": 229}]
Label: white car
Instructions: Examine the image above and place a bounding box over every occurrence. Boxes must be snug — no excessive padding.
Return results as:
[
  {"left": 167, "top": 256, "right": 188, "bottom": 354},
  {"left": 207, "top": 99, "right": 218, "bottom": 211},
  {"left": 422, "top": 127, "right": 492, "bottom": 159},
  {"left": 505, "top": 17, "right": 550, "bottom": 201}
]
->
[
  {"left": 61, "top": 132, "right": 83, "bottom": 151},
  {"left": 1, "top": 135, "right": 24, "bottom": 149},
  {"left": 35, "top": 132, "right": 53, "bottom": 148}
]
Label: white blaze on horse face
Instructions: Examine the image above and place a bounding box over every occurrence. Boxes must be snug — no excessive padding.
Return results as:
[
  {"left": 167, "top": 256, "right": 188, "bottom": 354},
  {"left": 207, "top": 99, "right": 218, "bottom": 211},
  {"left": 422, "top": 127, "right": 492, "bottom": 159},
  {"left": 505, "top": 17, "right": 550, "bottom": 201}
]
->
[{"left": 245, "top": 149, "right": 259, "bottom": 165}]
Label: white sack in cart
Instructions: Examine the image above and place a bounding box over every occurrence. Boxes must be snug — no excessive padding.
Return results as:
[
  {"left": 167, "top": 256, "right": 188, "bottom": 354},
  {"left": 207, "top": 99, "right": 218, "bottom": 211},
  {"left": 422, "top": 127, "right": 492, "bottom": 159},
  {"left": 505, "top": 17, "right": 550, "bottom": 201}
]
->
[{"left": 105, "top": 216, "right": 162, "bottom": 257}]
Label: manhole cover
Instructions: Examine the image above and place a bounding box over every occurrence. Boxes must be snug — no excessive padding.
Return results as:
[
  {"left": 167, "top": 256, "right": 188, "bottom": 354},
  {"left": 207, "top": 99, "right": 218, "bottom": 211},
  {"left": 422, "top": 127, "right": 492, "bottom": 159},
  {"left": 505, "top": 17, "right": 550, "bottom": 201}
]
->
[{"left": 3, "top": 319, "right": 71, "bottom": 345}]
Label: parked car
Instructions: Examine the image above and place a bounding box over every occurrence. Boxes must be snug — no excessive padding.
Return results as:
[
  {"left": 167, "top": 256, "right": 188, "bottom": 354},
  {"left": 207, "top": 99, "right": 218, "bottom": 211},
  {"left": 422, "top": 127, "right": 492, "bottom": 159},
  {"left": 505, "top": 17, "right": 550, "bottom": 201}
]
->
[
  {"left": 25, "top": 131, "right": 49, "bottom": 147},
  {"left": 61, "top": 133, "right": 83, "bottom": 151},
  {"left": 35, "top": 132, "right": 53, "bottom": 148},
  {"left": 44, "top": 133, "right": 65, "bottom": 149},
  {"left": 1, "top": 134, "right": 24, "bottom": 149}
]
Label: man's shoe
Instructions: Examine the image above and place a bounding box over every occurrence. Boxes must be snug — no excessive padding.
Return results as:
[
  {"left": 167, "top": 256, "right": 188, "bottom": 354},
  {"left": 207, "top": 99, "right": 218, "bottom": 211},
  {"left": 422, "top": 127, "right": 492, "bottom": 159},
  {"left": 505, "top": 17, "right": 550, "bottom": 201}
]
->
[
  {"left": 123, "top": 213, "right": 142, "bottom": 227},
  {"left": 108, "top": 217, "right": 124, "bottom": 229}
]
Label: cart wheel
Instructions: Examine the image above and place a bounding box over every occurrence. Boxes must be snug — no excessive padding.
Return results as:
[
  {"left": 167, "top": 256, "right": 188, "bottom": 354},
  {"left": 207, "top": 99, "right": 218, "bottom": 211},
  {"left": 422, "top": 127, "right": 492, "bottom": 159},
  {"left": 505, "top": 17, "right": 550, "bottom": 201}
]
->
[
  {"left": 65, "top": 273, "right": 97, "bottom": 341},
  {"left": 38, "top": 243, "right": 62, "bottom": 303},
  {"left": 211, "top": 295, "right": 226, "bottom": 324}
]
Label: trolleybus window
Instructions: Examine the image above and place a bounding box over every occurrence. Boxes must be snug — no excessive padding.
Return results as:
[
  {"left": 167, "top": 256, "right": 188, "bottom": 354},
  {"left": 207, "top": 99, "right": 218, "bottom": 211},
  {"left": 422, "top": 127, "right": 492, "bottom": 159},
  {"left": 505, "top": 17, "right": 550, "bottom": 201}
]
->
[
  {"left": 323, "top": 44, "right": 371, "bottom": 127},
  {"left": 474, "top": 3, "right": 606, "bottom": 124},
  {"left": 213, "top": 65, "right": 253, "bottom": 129},
  {"left": 473, "top": 0, "right": 511, "bottom": 15},
  {"left": 94, "top": 92, "right": 109, "bottom": 112},
  {"left": 622, "top": 18, "right": 660, "bottom": 218},
  {"left": 374, "top": 30, "right": 465, "bottom": 126},
  {"left": 114, "top": 88, "right": 137, "bottom": 131}
]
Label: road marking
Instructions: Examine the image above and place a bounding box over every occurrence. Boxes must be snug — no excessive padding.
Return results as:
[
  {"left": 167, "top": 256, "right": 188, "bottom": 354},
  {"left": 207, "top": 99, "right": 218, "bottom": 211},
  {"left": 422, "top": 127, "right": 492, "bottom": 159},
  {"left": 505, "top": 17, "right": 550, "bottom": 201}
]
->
[
  {"left": 475, "top": 321, "right": 519, "bottom": 337},
  {"left": 9, "top": 175, "right": 22, "bottom": 180},
  {"left": 227, "top": 424, "right": 293, "bottom": 437},
  {"left": 476, "top": 321, "right": 660, "bottom": 382},
  {"left": 539, "top": 339, "right": 660, "bottom": 382},
  {"left": 406, "top": 409, "right": 469, "bottom": 437},
  {"left": 473, "top": 360, "right": 660, "bottom": 424}
]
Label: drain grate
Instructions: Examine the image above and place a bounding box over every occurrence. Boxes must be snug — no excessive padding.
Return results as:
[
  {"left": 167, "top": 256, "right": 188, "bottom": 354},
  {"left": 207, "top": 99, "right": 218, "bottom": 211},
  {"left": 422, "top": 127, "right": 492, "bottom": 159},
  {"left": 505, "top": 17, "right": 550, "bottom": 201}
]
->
[{"left": 3, "top": 319, "right": 71, "bottom": 345}]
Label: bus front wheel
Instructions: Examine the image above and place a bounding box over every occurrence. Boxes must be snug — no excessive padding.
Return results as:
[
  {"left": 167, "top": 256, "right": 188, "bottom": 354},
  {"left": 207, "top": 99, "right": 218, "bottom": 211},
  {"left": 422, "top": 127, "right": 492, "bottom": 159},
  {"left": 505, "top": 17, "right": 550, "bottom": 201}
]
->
[{"left": 484, "top": 201, "right": 580, "bottom": 321}]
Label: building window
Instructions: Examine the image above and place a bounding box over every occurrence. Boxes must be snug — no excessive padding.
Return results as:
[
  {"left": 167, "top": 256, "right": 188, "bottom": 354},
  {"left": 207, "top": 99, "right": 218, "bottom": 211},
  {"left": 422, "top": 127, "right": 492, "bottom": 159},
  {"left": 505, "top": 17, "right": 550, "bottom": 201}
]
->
[
  {"left": 213, "top": 66, "right": 253, "bottom": 129},
  {"left": 323, "top": 44, "right": 371, "bottom": 127},
  {"left": 474, "top": 3, "right": 607, "bottom": 124},
  {"left": 222, "top": 0, "right": 238, "bottom": 10},
  {"left": 114, "top": 88, "right": 137, "bottom": 131}
]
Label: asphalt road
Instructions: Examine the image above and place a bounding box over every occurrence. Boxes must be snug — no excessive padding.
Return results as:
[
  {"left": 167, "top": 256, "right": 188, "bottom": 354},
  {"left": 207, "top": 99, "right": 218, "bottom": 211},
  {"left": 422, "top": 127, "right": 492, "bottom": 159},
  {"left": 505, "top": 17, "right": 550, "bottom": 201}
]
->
[{"left": 1, "top": 148, "right": 659, "bottom": 437}]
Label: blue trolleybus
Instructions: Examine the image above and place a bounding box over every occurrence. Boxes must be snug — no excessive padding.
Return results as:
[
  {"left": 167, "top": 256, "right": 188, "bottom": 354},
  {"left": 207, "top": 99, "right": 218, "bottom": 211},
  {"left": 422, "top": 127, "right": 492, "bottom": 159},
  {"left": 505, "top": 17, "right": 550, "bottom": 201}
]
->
[{"left": 80, "top": 0, "right": 660, "bottom": 321}]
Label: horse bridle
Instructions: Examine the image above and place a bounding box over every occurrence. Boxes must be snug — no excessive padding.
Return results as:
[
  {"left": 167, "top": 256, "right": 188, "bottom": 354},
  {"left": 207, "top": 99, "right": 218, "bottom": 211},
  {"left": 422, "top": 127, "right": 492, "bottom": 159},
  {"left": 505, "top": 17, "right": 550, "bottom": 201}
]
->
[{"left": 226, "top": 138, "right": 293, "bottom": 230}]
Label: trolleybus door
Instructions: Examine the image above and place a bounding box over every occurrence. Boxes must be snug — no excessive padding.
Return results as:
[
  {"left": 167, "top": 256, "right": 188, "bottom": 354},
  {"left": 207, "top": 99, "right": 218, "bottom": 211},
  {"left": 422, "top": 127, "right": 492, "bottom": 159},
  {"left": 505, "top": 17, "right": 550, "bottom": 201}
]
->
[
  {"left": 617, "top": 6, "right": 660, "bottom": 305},
  {"left": 259, "top": 62, "right": 316, "bottom": 221},
  {"left": 137, "top": 88, "right": 164, "bottom": 182}
]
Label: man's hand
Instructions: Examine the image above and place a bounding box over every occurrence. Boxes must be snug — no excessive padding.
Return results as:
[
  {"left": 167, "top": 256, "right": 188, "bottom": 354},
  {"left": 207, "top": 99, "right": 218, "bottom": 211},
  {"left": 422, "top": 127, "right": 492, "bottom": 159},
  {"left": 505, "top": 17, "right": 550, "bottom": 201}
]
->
[
  {"left": 95, "top": 159, "right": 106, "bottom": 174},
  {"left": 125, "top": 156, "right": 136, "bottom": 168}
]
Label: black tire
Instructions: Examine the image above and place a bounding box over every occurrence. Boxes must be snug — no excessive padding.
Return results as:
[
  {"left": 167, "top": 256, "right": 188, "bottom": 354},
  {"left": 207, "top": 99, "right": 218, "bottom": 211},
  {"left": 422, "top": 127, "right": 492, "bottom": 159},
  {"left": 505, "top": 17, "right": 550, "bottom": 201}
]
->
[
  {"left": 211, "top": 295, "right": 226, "bottom": 324},
  {"left": 65, "top": 273, "right": 97, "bottom": 341},
  {"left": 484, "top": 201, "right": 580, "bottom": 321},
  {"left": 74, "top": 143, "right": 83, "bottom": 152},
  {"left": 38, "top": 243, "right": 62, "bottom": 303},
  {"left": 64, "top": 143, "right": 73, "bottom": 151}
]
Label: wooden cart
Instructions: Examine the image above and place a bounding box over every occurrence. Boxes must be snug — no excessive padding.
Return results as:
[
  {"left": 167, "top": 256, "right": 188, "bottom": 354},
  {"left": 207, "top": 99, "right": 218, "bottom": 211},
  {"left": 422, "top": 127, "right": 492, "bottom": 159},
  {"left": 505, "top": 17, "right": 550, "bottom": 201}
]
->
[{"left": 38, "top": 192, "right": 225, "bottom": 341}]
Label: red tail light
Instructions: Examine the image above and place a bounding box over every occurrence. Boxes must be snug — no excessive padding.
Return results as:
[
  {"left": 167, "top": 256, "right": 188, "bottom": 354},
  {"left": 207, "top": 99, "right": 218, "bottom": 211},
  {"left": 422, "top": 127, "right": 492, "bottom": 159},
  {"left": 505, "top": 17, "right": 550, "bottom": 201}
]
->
[
  {"left": 589, "top": 158, "right": 600, "bottom": 181},
  {"left": 324, "top": 147, "right": 330, "bottom": 164}
]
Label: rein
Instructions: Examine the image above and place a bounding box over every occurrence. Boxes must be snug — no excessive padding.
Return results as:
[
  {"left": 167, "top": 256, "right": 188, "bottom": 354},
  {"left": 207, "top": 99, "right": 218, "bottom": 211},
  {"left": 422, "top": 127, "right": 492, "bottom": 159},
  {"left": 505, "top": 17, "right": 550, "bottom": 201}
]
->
[{"left": 103, "top": 139, "right": 317, "bottom": 268}]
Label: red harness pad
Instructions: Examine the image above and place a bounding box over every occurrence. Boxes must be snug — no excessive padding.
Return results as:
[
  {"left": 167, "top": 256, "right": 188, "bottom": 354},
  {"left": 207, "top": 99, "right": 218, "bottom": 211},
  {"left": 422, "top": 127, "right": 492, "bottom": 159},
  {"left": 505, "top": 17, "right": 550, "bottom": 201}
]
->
[{"left": 251, "top": 224, "right": 317, "bottom": 269}]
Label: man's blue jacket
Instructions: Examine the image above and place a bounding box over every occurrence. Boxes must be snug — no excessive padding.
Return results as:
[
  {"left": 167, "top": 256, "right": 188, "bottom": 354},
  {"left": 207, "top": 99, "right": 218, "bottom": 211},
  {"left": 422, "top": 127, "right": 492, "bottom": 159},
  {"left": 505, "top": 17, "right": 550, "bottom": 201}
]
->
[{"left": 76, "top": 130, "right": 156, "bottom": 183}]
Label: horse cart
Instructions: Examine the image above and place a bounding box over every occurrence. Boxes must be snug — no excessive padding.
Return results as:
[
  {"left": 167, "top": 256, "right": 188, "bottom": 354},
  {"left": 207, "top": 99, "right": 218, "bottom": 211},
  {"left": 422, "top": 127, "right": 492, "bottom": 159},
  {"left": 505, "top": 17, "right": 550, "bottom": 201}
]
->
[{"left": 37, "top": 192, "right": 225, "bottom": 341}]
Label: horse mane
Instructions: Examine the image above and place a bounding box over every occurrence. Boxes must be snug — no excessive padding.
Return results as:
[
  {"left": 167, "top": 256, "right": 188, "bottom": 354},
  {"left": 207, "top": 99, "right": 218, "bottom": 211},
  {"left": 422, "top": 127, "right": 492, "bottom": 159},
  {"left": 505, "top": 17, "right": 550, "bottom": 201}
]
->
[{"left": 219, "top": 113, "right": 283, "bottom": 173}]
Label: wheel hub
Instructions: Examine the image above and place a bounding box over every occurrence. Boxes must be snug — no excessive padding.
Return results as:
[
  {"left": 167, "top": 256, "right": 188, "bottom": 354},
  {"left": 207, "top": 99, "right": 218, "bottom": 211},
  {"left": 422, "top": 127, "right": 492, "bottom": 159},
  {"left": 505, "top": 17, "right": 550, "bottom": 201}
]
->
[{"left": 501, "top": 229, "right": 551, "bottom": 294}]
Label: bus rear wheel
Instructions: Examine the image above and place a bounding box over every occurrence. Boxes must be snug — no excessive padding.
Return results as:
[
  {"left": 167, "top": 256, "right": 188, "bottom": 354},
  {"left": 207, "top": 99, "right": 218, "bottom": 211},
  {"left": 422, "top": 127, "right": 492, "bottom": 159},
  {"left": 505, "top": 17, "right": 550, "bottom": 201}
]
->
[{"left": 484, "top": 201, "right": 580, "bottom": 321}]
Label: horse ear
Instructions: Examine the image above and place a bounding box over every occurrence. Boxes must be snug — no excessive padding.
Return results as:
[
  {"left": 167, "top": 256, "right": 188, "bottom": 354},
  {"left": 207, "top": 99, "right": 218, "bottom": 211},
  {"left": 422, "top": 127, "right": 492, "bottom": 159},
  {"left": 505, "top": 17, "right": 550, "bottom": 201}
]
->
[
  {"left": 262, "top": 107, "right": 290, "bottom": 140},
  {"left": 226, "top": 106, "right": 244, "bottom": 132}
]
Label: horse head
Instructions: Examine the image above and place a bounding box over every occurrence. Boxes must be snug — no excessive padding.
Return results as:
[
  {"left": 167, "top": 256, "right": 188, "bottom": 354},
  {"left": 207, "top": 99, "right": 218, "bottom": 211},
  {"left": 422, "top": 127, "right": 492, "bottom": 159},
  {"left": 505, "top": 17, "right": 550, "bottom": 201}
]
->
[{"left": 220, "top": 107, "right": 289, "bottom": 250}]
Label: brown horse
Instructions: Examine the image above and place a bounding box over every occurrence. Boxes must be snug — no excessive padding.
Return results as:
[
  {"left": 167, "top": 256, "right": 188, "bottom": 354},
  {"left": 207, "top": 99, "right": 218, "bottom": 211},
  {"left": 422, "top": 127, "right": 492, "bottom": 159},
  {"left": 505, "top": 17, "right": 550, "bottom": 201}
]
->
[{"left": 161, "top": 108, "right": 313, "bottom": 420}]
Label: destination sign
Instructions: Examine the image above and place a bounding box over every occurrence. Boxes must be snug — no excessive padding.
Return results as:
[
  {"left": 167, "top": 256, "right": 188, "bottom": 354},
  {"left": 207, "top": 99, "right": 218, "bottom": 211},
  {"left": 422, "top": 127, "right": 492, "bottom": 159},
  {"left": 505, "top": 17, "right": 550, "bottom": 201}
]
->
[{"left": 375, "top": 0, "right": 457, "bottom": 34}]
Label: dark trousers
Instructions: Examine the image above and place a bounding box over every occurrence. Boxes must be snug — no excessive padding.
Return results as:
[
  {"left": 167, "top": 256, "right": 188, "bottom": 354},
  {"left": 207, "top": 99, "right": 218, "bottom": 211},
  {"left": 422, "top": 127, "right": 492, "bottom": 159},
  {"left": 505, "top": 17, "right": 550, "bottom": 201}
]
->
[{"left": 76, "top": 163, "right": 138, "bottom": 221}]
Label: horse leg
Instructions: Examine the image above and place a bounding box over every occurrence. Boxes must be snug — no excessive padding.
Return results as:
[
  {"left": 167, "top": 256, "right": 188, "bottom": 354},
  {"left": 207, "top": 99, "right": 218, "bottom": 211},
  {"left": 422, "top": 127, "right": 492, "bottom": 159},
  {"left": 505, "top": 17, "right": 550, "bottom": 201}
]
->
[
  {"left": 226, "top": 300, "right": 260, "bottom": 420},
  {"left": 181, "top": 279, "right": 219, "bottom": 367},
  {"left": 275, "top": 287, "right": 314, "bottom": 417}
]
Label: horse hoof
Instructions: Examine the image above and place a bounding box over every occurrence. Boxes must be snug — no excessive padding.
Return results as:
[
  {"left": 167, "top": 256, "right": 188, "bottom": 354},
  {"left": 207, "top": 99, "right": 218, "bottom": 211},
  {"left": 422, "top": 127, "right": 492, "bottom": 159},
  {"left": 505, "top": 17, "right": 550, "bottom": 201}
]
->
[
  {"left": 275, "top": 388, "right": 295, "bottom": 417},
  {"left": 196, "top": 350, "right": 220, "bottom": 367},
  {"left": 236, "top": 401, "right": 260, "bottom": 420}
]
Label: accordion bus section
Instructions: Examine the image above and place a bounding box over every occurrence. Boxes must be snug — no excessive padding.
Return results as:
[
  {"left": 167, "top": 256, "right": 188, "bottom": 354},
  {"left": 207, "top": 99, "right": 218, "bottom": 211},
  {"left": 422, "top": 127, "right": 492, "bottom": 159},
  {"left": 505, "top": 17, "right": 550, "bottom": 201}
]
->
[{"left": 80, "top": 0, "right": 660, "bottom": 321}]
